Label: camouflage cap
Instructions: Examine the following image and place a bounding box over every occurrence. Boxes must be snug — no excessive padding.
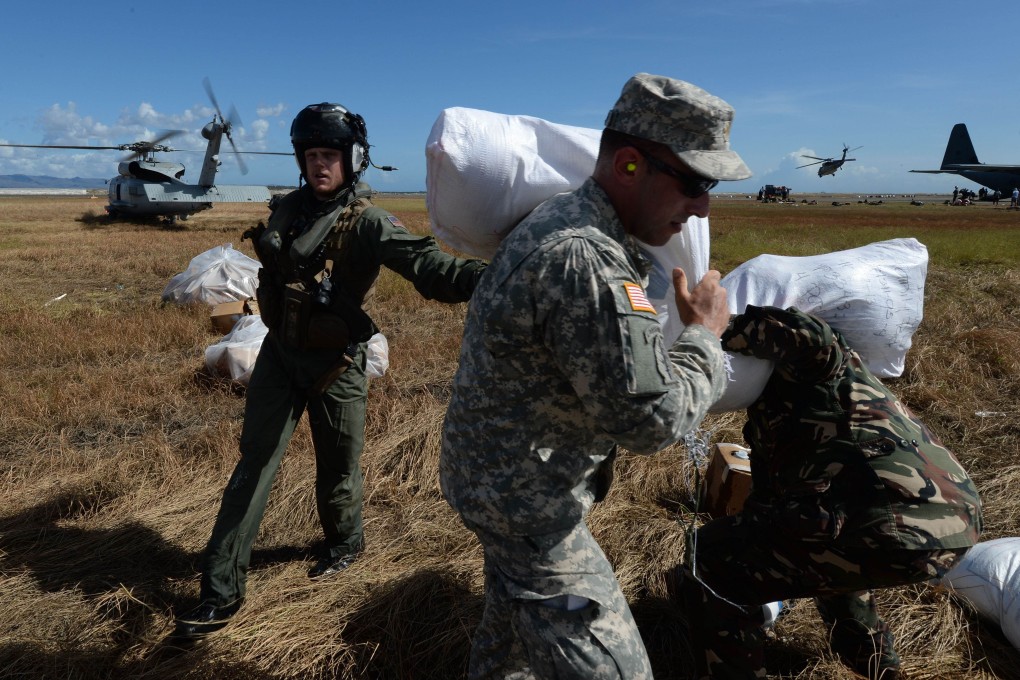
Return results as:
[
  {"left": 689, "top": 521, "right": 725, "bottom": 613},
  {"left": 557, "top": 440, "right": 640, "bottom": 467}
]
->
[{"left": 605, "top": 73, "right": 752, "bottom": 181}]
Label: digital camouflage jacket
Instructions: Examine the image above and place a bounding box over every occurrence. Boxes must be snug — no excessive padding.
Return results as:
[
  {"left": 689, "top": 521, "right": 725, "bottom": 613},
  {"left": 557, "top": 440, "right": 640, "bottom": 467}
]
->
[
  {"left": 440, "top": 178, "right": 726, "bottom": 538},
  {"left": 721, "top": 305, "right": 982, "bottom": 551}
]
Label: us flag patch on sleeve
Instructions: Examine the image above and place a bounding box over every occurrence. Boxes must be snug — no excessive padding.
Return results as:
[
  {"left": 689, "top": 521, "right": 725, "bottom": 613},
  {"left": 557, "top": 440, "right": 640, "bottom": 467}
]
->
[
  {"left": 623, "top": 282, "right": 656, "bottom": 314},
  {"left": 387, "top": 215, "right": 405, "bottom": 228}
]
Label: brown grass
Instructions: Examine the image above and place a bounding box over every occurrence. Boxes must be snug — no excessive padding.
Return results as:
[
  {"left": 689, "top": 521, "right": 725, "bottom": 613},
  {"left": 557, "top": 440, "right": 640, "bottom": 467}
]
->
[{"left": 0, "top": 195, "right": 1017, "bottom": 679}]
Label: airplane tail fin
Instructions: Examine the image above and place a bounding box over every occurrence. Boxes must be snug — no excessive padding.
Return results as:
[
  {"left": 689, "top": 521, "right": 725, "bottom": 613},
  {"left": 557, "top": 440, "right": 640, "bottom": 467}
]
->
[{"left": 942, "top": 123, "right": 979, "bottom": 167}]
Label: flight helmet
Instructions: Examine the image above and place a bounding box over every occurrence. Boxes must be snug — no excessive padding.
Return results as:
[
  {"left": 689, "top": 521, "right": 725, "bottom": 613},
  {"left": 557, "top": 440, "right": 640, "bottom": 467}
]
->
[{"left": 291, "top": 103, "right": 369, "bottom": 186}]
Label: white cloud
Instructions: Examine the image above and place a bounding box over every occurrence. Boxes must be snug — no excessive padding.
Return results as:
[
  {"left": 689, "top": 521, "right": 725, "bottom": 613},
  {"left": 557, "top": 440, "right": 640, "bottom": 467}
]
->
[{"left": 256, "top": 103, "right": 287, "bottom": 118}]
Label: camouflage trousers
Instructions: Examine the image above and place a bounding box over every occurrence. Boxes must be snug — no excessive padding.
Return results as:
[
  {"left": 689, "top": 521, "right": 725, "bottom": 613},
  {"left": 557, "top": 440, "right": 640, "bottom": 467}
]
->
[
  {"left": 466, "top": 522, "right": 653, "bottom": 680},
  {"left": 678, "top": 512, "right": 966, "bottom": 679}
]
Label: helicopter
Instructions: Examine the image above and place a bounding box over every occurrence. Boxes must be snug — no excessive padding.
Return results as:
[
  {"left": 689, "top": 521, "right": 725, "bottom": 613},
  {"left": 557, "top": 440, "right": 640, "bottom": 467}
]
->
[
  {"left": 797, "top": 144, "right": 862, "bottom": 177},
  {"left": 0, "top": 79, "right": 291, "bottom": 223}
]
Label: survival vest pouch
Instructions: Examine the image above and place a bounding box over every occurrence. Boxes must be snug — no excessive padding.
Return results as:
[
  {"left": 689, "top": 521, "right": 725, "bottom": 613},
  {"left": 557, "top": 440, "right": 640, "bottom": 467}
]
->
[{"left": 279, "top": 282, "right": 352, "bottom": 351}]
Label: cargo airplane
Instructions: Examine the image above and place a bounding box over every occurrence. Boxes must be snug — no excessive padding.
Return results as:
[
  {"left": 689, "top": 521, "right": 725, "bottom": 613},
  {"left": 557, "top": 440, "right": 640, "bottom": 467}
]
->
[{"left": 910, "top": 123, "right": 1020, "bottom": 195}]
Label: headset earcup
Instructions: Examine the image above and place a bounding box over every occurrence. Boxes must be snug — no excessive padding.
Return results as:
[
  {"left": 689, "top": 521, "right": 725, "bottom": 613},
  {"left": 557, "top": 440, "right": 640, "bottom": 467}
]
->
[{"left": 351, "top": 143, "right": 366, "bottom": 172}]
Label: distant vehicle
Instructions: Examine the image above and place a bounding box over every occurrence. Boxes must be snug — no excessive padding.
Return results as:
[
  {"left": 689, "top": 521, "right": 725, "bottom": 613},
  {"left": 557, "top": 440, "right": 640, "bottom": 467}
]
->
[
  {"left": 0, "top": 79, "right": 290, "bottom": 224},
  {"left": 910, "top": 123, "right": 1020, "bottom": 196},
  {"left": 797, "top": 144, "right": 861, "bottom": 177},
  {"left": 758, "top": 184, "right": 790, "bottom": 202}
]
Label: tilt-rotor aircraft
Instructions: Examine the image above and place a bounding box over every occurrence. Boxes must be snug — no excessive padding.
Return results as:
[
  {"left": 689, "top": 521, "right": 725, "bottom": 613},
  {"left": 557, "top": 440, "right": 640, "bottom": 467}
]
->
[
  {"left": 910, "top": 123, "right": 1020, "bottom": 195},
  {"left": 0, "top": 79, "right": 290, "bottom": 224}
]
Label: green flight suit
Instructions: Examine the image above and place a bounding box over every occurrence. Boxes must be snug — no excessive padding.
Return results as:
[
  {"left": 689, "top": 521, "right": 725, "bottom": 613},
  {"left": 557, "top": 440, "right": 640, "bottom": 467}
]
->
[{"left": 199, "top": 183, "right": 485, "bottom": 607}]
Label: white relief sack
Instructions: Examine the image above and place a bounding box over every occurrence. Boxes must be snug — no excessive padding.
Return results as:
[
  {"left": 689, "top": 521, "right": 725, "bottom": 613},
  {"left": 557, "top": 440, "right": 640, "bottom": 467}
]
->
[
  {"left": 161, "top": 243, "right": 260, "bottom": 305},
  {"left": 204, "top": 314, "right": 268, "bottom": 385},
  {"left": 644, "top": 238, "right": 929, "bottom": 413},
  {"left": 425, "top": 107, "right": 602, "bottom": 259},
  {"left": 940, "top": 537, "right": 1020, "bottom": 650},
  {"left": 715, "top": 238, "right": 927, "bottom": 411}
]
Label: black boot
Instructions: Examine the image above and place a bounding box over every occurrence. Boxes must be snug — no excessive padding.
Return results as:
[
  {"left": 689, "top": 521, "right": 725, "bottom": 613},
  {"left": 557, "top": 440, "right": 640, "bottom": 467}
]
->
[
  {"left": 829, "top": 620, "right": 901, "bottom": 680},
  {"left": 172, "top": 598, "right": 244, "bottom": 640}
]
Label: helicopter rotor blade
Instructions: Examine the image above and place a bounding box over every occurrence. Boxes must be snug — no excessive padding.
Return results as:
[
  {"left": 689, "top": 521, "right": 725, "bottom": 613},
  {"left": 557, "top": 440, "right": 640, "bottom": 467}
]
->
[
  {"left": 0, "top": 142, "right": 126, "bottom": 151},
  {"left": 796, "top": 160, "right": 825, "bottom": 169},
  {"left": 227, "top": 134, "right": 248, "bottom": 175},
  {"left": 203, "top": 77, "right": 223, "bottom": 122},
  {"left": 800, "top": 155, "right": 827, "bottom": 161},
  {"left": 221, "top": 103, "right": 248, "bottom": 175},
  {"left": 118, "top": 129, "right": 187, "bottom": 161}
]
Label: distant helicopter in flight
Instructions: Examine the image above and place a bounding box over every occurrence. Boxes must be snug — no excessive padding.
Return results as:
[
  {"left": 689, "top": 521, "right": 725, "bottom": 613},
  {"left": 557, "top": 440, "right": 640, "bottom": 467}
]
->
[{"left": 797, "top": 144, "right": 862, "bottom": 177}]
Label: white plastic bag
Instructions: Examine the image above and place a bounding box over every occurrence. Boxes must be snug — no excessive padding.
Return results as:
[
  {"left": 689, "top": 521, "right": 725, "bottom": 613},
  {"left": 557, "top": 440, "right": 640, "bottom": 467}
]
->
[
  {"left": 940, "top": 537, "right": 1020, "bottom": 650},
  {"left": 425, "top": 107, "right": 601, "bottom": 259},
  {"left": 162, "top": 243, "right": 260, "bottom": 305},
  {"left": 365, "top": 332, "right": 390, "bottom": 379},
  {"left": 204, "top": 314, "right": 267, "bottom": 385}
]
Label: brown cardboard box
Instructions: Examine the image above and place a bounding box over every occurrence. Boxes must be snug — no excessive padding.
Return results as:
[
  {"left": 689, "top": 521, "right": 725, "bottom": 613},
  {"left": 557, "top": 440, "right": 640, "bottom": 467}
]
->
[
  {"left": 210, "top": 298, "right": 260, "bottom": 335},
  {"left": 701, "top": 443, "right": 753, "bottom": 517}
]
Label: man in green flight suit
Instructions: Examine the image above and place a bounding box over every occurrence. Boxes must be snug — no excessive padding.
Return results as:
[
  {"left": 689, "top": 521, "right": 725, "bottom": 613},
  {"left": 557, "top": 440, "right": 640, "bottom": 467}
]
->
[
  {"left": 677, "top": 305, "right": 982, "bottom": 679},
  {"left": 174, "top": 102, "right": 487, "bottom": 640}
]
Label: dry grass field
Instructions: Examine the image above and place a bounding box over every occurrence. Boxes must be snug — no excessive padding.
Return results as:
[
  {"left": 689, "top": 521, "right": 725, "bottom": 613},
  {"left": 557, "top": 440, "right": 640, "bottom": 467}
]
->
[{"left": 1, "top": 194, "right": 1017, "bottom": 679}]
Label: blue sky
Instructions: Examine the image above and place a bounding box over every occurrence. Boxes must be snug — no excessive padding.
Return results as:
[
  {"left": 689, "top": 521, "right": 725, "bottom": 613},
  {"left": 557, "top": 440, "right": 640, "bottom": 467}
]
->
[{"left": 1, "top": 0, "right": 1016, "bottom": 196}]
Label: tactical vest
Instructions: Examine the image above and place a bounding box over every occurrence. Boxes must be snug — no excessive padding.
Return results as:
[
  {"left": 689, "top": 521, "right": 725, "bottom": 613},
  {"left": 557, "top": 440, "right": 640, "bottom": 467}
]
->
[{"left": 254, "top": 185, "right": 378, "bottom": 350}]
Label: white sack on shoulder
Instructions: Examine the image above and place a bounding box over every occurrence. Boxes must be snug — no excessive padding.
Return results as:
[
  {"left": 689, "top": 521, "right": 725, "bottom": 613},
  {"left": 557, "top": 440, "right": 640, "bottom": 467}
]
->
[
  {"left": 425, "top": 107, "right": 601, "bottom": 259},
  {"left": 723, "top": 237, "right": 927, "bottom": 378},
  {"left": 940, "top": 537, "right": 1020, "bottom": 650},
  {"left": 162, "top": 243, "right": 260, "bottom": 305},
  {"left": 642, "top": 238, "right": 929, "bottom": 413},
  {"left": 204, "top": 314, "right": 267, "bottom": 385}
]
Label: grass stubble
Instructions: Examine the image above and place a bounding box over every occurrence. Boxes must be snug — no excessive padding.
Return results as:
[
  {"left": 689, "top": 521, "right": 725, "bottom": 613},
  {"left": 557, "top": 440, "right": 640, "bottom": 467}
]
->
[{"left": 0, "top": 195, "right": 1017, "bottom": 679}]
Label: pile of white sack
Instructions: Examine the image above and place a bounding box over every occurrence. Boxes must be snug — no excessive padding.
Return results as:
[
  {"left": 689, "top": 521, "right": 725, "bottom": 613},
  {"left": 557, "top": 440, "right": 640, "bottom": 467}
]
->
[
  {"left": 162, "top": 243, "right": 389, "bottom": 385},
  {"left": 425, "top": 108, "right": 928, "bottom": 412}
]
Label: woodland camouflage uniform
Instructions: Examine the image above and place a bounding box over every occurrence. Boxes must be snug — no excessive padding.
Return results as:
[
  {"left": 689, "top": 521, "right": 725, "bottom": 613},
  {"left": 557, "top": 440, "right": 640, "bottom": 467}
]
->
[
  {"left": 440, "top": 177, "right": 727, "bottom": 679},
  {"left": 679, "top": 305, "right": 982, "bottom": 680}
]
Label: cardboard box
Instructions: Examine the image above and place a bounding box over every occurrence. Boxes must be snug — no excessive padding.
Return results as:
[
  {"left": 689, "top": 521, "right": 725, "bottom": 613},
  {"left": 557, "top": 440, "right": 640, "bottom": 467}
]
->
[
  {"left": 701, "top": 443, "right": 753, "bottom": 517},
  {"left": 210, "top": 298, "right": 259, "bottom": 335}
]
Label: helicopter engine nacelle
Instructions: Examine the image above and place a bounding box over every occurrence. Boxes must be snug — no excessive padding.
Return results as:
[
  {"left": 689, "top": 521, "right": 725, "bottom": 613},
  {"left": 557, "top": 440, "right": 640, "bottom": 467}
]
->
[{"left": 119, "top": 160, "right": 187, "bottom": 181}]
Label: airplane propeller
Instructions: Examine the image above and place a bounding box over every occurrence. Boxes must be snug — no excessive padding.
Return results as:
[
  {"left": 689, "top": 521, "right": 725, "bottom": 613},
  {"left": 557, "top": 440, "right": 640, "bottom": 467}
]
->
[{"left": 203, "top": 77, "right": 249, "bottom": 175}]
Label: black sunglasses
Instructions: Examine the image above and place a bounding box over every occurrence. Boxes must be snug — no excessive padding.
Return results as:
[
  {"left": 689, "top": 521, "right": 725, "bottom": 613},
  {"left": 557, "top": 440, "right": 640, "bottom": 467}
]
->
[{"left": 632, "top": 145, "right": 718, "bottom": 198}]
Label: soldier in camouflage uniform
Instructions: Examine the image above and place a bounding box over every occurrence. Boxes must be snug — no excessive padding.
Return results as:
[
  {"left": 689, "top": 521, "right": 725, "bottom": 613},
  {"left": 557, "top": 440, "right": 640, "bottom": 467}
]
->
[
  {"left": 440, "top": 74, "right": 751, "bottom": 678},
  {"left": 677, "top": 305, "right": 982, "bottom": 679},
  {"left": 174, "top": 103, "right": 487, "bottom": 640}
]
